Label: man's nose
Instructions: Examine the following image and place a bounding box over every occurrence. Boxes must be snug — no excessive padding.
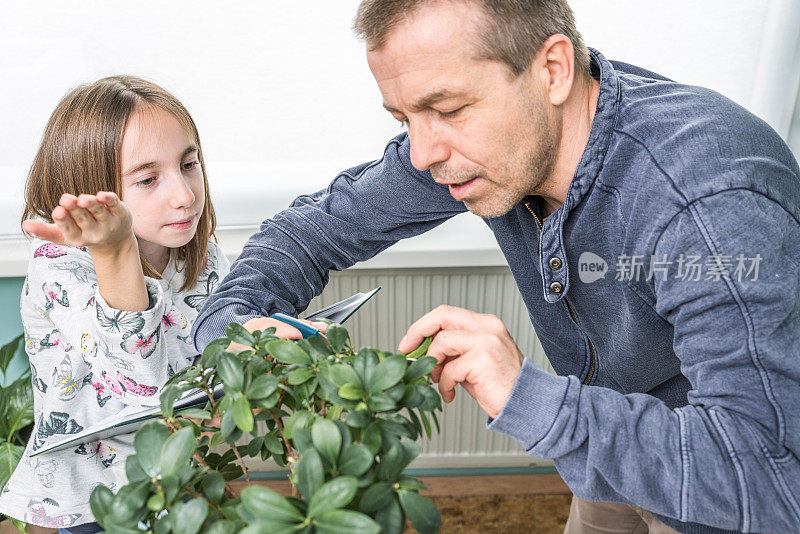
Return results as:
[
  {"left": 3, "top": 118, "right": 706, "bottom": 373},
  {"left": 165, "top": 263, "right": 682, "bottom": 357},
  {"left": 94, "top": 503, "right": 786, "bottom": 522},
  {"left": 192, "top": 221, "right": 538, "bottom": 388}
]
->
[{"left": 409, "top": 118, "right": 449, "bottom": 171}]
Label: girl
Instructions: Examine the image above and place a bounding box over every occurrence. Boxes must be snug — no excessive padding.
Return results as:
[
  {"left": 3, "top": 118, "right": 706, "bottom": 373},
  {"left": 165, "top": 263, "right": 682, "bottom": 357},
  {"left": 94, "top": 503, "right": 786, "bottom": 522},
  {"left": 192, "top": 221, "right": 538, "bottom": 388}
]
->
[{"left": 0, "top": 76, "right": 227, "bottom": 533}]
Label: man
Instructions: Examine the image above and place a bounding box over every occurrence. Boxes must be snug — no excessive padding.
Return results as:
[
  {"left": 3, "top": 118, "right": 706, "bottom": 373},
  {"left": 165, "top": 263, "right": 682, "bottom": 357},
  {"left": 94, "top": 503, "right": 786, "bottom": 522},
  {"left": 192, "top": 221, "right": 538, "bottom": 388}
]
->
[{"left": 192, "top": 1, "right": 800, "bottom": 532}]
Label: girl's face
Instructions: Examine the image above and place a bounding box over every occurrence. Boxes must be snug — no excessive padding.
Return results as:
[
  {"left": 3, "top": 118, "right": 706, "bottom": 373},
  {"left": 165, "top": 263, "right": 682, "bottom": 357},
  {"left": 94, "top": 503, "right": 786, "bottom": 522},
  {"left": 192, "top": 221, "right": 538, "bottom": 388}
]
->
[{"left": 120, "top": 105, "right": 205, "bottom": 268}]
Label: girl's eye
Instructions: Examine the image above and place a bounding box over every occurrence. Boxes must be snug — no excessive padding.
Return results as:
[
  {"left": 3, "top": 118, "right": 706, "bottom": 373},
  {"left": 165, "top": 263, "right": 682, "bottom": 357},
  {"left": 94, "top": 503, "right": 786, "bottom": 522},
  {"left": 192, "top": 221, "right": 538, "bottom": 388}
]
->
[
  {"left": 182, "top": 160, "right": 200, "bottom": 171},
  {"left": 137, "top": 176, "right": 156, "bottom": 187}
]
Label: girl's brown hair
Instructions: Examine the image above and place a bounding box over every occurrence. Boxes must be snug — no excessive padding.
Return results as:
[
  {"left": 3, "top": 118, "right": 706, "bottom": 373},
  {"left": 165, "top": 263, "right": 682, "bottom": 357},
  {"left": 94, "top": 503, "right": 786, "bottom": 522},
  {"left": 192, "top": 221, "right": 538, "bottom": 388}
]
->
[{"left": 21, "top": 75, "right": 216, "bottom": 292}]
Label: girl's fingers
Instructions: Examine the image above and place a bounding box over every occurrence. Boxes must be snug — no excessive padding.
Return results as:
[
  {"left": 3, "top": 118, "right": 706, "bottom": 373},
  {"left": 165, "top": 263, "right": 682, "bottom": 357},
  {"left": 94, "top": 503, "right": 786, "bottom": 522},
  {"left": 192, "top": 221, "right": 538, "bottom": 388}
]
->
[
  {"left": 78, "top": 194, "right": 108, "bottom": 221},
  {"left": 53, "top": 206, "right": 82, "bottom": 242},
  {"left": 22, "top": 219, "right": 66, "bottom": 244},
  {"left": 97, "top": 191, "right": 122, "bottom": 214},
  {"left": 63, "top": 196, "right": 95, "bottom": 229}
]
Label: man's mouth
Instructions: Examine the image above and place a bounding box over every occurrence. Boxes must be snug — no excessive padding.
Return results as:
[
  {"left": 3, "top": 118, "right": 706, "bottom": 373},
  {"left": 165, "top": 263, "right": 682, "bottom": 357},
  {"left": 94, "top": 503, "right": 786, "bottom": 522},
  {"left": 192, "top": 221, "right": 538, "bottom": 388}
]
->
[{"left": 446, "top": 177, "right": 479, "bottom": 201}]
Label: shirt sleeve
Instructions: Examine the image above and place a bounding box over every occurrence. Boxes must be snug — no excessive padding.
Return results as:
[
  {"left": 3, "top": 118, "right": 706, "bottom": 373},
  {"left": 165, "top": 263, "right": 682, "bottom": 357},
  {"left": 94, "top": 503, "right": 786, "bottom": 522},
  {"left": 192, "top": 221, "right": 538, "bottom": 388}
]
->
[
  {"left": 488, "top": 189, "right": 800, "bottom": 532},
  {"left": 27, "top": 241, "right": 170, "bottom": 408},
  {"left": 191, "top": 133, "right": 466, "bottom": 351}
]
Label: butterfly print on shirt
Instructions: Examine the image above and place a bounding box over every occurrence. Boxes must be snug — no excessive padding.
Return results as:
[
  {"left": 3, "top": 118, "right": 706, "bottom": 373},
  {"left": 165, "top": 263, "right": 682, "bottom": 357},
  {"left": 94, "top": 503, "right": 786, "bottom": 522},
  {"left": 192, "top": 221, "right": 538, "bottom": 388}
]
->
[
  {"left": 30, "top": 362, "right": 48, "bottom": 393},
  {"left": 40, "top": 330, "right": 72, "bottom": 352},
  {"left": 100, "top": 371, "right": 158, "bottom": 399},
  {"left": 96, "top": 305, "right": 145, "bottom": 339},
  {"left": 51, "top": 355, "right": 93, "bottom": 401},
  {"left": 183, "top": 271, "right": 218, "bottom": 311},
  {"left": 42, "top": 282, "right": 69, "bottom": 311},
  {"left": 33, "top": 243, "right": 69, "bottom": 259},
  {"left": 161, "top": 306, "right": 188, "bottom": 332},
  {"left": 25, "top": 498, "right": 81, "bottom": 528},
  {"left": 120, "top": 328, "right": 160, "bottom": 359},
  {"left": 27, "top": 457, "right": 59, "bottom": 488},
  {"left": 74, "top": 440, "right": 116, "bottom": 468},
  {"left": 32, "top": 412, "right": 84, "bottom": 451},
  {"left": 48, "top": 260, "right": 92, "bottom": 283}
]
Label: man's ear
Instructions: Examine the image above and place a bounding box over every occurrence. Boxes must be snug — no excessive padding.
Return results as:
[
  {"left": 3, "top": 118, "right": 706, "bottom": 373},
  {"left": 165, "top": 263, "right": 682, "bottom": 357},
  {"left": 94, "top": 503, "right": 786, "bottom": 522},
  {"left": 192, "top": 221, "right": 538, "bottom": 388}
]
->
[{"left": 531, "top": 34, "right": 576, "bottom": 107}]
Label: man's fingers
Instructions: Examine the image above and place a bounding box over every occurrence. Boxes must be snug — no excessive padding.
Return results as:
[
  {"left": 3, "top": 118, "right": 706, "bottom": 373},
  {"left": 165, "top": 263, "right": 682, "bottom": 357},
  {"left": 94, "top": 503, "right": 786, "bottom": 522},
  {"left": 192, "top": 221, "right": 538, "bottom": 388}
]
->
[
  {"left": 398, "top": 305, "right": 487, "bottom": 353},
  {"left": 437, "top": 354, "right": 473, "bottom": 404},
  {"left": 242, "top": 317, "right": 303, "bottom": 340}
]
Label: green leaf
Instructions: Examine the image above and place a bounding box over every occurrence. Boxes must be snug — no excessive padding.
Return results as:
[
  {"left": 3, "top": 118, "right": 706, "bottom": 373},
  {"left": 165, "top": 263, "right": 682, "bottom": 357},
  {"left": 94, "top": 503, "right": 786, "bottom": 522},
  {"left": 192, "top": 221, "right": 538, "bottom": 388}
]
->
[
  {"left": 240, "top": 485, "right": 305, "bottom": 523},
  {"left": 109, "top": 479, "right": 150, "bottom": 523},
  {"left": 201, "top": 338, "right": 229, "bottom": 368},
  {"left": 146, "top": 492, "right": 165, "bottom": 512},
  {"left": 217, "top": 352, "right": 244, "bottom": 392},
  {"left": 202, "top": 471, "right": 226, "bottom": 504},
  {"left": 361, "top": 422, "right": 382, "bottom": 455},
  {"left": 266, "top": 339, "right": 313, "bottom": 365},
  {"left": 353, "top": 348, "right": 379, "bottom": 386},
  {"left": 307, "top": 476, "right": 358, "bottom": 518},
  {"left": 338, "top": 383, "right": 365, "bottom": 400},
  {"left": 159, "top": 426, "right": 197, "bottom": 477},
  {"left": 378, "top": 442, "right": 405, "bottom": 481},
  {"left": 405, "top": 355, "right": 437, "bottom": 380},
  {"left": 398, "top": 490, "right": 441, "bottom": 534},
  {"left": 326, "top": 325, "right": 349, "bottom": 353},
  {"left": 0, "top": 443, "right": 23, "bottom": 490},
  {"left": 134, "top": 420, "right": 170, "bottom": 477},
  {"left": 233, "top": 395, "right": 254, "bottom": 432},
  {"left": 398, "top": 476, "right": 427, "bottom": 491},
  {"left": 374, "top": 496, "right": 405, "bottom": 534},
  {"left": 366, "top": 354, "right": 406, "bottom": 392},
  {"left": 158, "top": 384, "right": 182, "bottom": 419},
  {"left": 225, "top": 322, "right": 256, "bottom": 347},
  {"left": 307, "top": 335, "right": 333, "bottom": 356},
  {"left": 177, "top": 408, "right": 211, "bottom": 420},
  {"left": 288, "top": 367, "right": 315, "bottom": 385},
  {"left": 89, "top": 484, "right": 115, "bottom": 524},
  {"left": 246, "top": 373, "right": 279, "bottom": 399},
  {"left": 311, "top": 419, "right": 341, "bottom": 468},
  {"left": 204, "top": 520, "right": 238, "bottom": 534},
  {"left": 328, "top": 364, "right": 361, "bottom": 388},
  {"left": 367, "top": 392, "right": 396, "bottom": 412},
  {"left": 419, "top": 409, "right": 433, "bottom": 439},
  {"left": 1, "top": 374, "right": 33, "bottom": 438},
  {"left": 294, "top": 448, "right": 324, "bottom": 500},
  {"left": 264, "top": 433, "right": 284, "bottom": 455},
  {"left": 338, "top": 443, "right": 373, "bottom": 477},
  {"left": 171, "top": 497, "right": 208, "bottom": 534},
  {"left": 417, "top": 384, "right": 442, "bottom": 411},
  {"left": 345, "top": 409, "right": 372, "bottom": 428},
  {"left": 283, "top": 411, "right": 311, "bottom": 440},
  {"left": 124, "top": 454, "right": 149, "bottom": 482},
  {"left": 0, "top": 334, "right": 22, "bottom": 376},
  {"left": 358, "top": 481, "right": 394, "bottom": 513},
  {"left": 405, "top": 336, "right": 433, "bottom": 360},
  {"left": 240, "top": 520, "right": 302, "bottom": 534},
  {"left": 315, "top": 509, "right": 381, "bottom": 534}
]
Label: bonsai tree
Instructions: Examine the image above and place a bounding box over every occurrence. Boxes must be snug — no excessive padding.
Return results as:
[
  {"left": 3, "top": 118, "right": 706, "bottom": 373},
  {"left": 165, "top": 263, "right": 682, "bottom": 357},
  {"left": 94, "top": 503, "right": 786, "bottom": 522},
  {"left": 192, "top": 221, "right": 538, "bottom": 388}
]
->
[{"left": 89, "top": 323, "right": 442, "bottom": 533}]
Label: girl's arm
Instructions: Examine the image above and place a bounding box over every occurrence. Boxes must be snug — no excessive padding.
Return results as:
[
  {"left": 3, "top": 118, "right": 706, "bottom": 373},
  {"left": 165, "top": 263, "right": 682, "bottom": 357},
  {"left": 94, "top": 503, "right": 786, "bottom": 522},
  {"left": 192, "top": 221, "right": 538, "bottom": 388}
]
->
[{"left": 23, "top": 192, "right": 148, "bottom": 311}]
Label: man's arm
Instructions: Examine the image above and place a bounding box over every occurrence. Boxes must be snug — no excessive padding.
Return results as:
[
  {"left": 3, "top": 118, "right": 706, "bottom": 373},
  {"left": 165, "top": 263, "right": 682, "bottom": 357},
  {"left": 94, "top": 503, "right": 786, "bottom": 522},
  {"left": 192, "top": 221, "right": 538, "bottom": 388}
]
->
[
  {"left": 406, "top": 189, "right": 800, "bottom": 532},
  {"left": 191, "top": 133, "right": 466, "bottom": 350}
]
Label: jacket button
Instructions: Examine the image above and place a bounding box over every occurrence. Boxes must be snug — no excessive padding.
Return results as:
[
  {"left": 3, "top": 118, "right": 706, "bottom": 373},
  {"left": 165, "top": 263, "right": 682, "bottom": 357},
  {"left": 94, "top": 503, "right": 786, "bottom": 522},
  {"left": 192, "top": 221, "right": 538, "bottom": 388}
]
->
[
  {"left": 549, "top": 257, "right": 562, "bottom": 270},
  {"left": 549, "top": 281, "right": 563, "bottom": 294}
]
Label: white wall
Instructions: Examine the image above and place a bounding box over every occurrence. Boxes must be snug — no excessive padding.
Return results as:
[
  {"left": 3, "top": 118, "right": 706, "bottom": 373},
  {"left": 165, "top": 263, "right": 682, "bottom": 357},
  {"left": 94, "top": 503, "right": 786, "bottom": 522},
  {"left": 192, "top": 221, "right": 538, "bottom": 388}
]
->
[{"left": 1, "top": 1, "right": 799, "bottom": 263}]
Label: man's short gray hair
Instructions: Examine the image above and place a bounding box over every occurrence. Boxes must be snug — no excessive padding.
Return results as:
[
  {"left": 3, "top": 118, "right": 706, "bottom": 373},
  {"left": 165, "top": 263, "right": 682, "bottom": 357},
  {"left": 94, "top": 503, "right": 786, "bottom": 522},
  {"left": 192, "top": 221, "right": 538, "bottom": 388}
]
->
[{"left": 353, "top": 0, "right": 591, "bottom": 78}]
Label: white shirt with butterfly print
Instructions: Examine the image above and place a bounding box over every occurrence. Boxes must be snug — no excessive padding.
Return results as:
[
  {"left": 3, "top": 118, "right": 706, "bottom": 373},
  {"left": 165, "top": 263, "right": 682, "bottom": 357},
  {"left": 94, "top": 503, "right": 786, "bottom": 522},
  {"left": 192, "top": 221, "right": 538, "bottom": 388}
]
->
[{"left": 0, "top": 238, "right": 229, "bottom": 528}]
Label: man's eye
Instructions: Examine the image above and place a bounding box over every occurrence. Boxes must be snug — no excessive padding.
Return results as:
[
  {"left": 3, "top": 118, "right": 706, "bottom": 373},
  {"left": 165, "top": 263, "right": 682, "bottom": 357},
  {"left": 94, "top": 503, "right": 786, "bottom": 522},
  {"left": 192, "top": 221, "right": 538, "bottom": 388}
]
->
[
  {"left": 183, "top": 160, "right": 199, "bottom": 171},
  {"left": 440, "top": 106, "right": 465, "bottom": 119}
]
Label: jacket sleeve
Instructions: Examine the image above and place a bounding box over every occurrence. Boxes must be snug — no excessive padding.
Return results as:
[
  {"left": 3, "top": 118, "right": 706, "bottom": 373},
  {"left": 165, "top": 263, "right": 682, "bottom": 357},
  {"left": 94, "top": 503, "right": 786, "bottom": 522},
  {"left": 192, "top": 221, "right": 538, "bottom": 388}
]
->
[
  {"left": 488, "top": 189, "right": 800, "bottom": 532},
  {"left": 26, "top": 241, "right": 170, "bottom": 408},
  {"left": 191, "top": 134, "right": 466, "bottom": 351}
]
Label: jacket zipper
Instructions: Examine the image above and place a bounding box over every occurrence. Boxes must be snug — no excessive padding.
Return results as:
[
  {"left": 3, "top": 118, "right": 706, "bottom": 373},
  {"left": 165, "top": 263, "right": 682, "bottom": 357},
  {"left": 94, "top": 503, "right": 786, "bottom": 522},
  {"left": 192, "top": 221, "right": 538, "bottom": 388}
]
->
[{"left": 524, "top": 201, "right": 596, "bottom": 385}]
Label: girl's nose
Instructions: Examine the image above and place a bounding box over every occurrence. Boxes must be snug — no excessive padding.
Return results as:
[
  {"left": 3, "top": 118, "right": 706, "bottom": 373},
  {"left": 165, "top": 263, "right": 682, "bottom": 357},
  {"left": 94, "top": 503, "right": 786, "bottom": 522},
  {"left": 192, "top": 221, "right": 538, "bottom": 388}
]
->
[{"left": 169, "top": 172, "right": 196, "bottom": 209}]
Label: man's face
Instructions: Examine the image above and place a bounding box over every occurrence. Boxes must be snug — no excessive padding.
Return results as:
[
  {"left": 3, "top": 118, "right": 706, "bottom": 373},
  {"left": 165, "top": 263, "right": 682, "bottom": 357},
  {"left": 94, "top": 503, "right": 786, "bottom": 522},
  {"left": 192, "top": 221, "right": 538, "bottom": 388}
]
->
[{"left": 367, "top": 2, "right": 561, "bottom": 218}]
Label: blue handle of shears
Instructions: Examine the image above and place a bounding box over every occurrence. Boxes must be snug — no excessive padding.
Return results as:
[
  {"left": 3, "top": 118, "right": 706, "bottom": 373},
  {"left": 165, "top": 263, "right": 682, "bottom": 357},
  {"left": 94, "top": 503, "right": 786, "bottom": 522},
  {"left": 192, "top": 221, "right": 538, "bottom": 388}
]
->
[{"left": 270, "top": 313, "right": 321, "bottom": 338}]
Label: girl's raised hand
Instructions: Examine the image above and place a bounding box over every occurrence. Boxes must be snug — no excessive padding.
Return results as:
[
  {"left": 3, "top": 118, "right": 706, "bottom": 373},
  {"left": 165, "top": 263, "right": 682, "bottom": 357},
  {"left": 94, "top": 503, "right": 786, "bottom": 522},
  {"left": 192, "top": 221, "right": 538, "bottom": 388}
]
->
[{"left": 22, "top": 192, "right": 135, "bottom": 254}]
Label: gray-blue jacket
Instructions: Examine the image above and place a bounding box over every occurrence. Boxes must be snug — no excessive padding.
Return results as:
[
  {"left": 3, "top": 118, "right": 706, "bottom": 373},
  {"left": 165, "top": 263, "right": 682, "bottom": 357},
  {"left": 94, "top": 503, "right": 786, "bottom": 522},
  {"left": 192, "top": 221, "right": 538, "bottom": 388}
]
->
[{"left": 193, "top": 49, "right": 800, "bottom": 533}]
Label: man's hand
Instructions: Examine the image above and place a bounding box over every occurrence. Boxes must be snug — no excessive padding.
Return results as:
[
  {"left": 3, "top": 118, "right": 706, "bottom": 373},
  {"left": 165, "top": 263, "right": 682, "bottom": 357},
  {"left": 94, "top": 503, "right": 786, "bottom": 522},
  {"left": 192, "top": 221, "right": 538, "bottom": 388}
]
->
[
  {"left": 398, "top": 305, "right": 524, "bottom": 419},
  {"left": 228, "top": 316, "right": 329, "bottom": 351}
]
